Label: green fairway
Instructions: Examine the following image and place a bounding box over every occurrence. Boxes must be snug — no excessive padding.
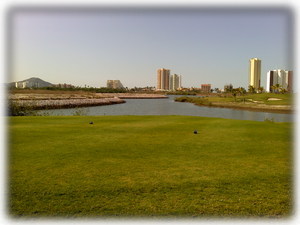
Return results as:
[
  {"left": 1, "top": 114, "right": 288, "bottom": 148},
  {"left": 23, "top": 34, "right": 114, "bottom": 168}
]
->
[
  {"left": 8, "top": 116, "right": 292, "bottom": 218},
  {"left": 208, "top": 93, "right": 293, "bottom": 105}
]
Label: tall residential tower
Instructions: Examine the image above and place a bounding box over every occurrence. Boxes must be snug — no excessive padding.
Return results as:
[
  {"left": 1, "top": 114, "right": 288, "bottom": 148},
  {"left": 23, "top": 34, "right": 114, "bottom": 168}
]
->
[
  {"left": 266, "top": 70, "right": 293, "bottom": 92},
  {"left": 169, "top": 74, "right": 182, "bottom": 91},
  {"left": 249, "top": 58, "right": 261, "bottom": 90},
  {"left": 157, "top": 68, "right": 170, "bottom": 90}
]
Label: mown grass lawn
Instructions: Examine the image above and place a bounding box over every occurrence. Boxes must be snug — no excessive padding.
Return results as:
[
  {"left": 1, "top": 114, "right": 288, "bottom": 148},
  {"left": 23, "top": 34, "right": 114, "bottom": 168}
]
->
[
  {"left": 8, "top": 116, "right": 293, "bottom": 218},
  {"left": 207, "top": 93, "right": 293, "bottom": 105}
]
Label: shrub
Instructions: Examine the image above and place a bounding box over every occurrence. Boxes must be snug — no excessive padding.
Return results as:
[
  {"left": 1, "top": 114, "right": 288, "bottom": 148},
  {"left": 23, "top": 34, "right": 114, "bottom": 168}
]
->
[
  {"left": 175, "top": 96, "right": 191, "bottom": 102},
  {"left": 8, "top": 100, "right": 38, "bottom": 116},
  {"left": 175, "top": 97, "right": 212, "bottom": 106}
]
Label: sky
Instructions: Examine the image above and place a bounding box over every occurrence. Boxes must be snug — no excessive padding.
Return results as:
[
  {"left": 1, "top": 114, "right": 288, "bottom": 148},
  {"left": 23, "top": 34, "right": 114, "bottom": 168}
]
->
[{"left": 8, "top": 6, "right": 294, "bottom": 89}]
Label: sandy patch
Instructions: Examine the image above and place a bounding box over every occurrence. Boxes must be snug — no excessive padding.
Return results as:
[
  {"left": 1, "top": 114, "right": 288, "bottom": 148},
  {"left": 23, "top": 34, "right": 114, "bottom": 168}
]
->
[{"left": 268, "top": 98, "right": 282, "bottom": 101}]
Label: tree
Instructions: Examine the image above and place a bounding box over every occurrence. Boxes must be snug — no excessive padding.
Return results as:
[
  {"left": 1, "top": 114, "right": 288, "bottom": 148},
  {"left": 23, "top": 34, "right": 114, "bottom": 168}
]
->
[
  {"left": 237, "top": 87, "right": 246, "bottom": 103},
  {"left": 257, "top": 87, "right": 264, "bottom": 93},
  {"left": 279, "top": 87, "right": 287, "bottom": 94},
  {"left": 270, "top": 85, "right": 276, "bottom": 93},
  {"left": 232, "top": 88, "right": 239, "bottom": 101},
  {"left": 271, "top": 84, "right": 281, "bottom": 94},
  {"left": 248, "top": 85, "right": 256, "bottom": 94},
  {"left": 214, "top": 88, "right": 220, "bottom": 93},
  {"left": 224, "top": 84, "right": 233, "bottom": 93},
  {"left": 238, "top": 87, "right": 246, "bottom": 95}
]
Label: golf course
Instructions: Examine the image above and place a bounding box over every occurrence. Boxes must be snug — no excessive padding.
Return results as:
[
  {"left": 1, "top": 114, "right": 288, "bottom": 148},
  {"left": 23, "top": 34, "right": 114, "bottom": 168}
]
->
[{"left": 8, "top": 115, "right": 292, "bottom": 218}]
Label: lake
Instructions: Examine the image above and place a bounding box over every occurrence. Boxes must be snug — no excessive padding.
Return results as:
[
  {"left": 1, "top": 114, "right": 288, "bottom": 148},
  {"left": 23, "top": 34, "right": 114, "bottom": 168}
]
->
[{"left": 40, "top": 96, "right": 293, "bottom": 122}]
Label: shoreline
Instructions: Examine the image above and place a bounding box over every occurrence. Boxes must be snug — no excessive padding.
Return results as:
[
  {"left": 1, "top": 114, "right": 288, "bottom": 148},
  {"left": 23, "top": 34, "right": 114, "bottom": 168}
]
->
[
  {"left": 8, "top": 93, "right": 167, "bottom": 111},
  {"left": 174, "top": 95, "right": 293, "bottom": 114},
  {"left": 9, "top": 92, "right": 293, "bottom": 114},
  {"left": 177, "top": 101, "right": 293, "bottom": 114}
]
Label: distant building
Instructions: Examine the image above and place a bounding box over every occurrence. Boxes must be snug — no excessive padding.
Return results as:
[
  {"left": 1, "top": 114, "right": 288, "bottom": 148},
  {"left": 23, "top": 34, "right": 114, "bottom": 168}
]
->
[
  {"left": 15, "top": 81, "right": 28, "bottom": 88},
  {"left": 157, "top": 68, "right": 170, "bottom": 90},
  {"left": 266, "top": 70, "right": 293, "bottom": 92},
  {"left": 201, "top": 84, "right": 211, "bottom": 93},
  {"left": 107, "top": 80, "right": 124, "bottom": 89},
  {"left": 169, "top": 74, "right": 182, "bottom": 91},
  {"left": 249, "top": 58, "right": 261, "bottom": 90},
  {"left": 287, "top": 71, "right": 293, "bottom": 92}
]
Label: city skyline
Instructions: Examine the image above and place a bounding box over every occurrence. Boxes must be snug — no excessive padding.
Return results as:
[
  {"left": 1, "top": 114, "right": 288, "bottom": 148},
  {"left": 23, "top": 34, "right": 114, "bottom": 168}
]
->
[{"left": 9, "top": 7, "right": 293, "bottom": 89}]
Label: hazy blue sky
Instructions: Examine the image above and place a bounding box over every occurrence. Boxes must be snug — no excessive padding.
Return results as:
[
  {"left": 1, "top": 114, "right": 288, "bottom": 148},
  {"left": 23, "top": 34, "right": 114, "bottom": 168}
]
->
[{"left": 9, "top": 7, "right": 293, "bottom": 89}]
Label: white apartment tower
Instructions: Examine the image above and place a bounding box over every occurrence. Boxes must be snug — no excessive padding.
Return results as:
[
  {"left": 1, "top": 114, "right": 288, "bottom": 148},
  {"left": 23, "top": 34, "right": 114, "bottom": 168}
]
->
[
  {"left": 169, "top": 74, "right": 182, "bottom": 91},
  {"left": 266, "top": 70, "right": 293, "bottom": 92},
  {"left": 249, "top": 58, "right": 261, "bottom": 90}
]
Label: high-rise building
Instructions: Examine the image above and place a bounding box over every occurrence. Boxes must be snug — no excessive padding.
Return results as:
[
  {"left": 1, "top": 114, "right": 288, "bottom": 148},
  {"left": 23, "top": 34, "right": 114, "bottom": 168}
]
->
[
  {"left": 157, "top": 68, "right": 170, "bottom": 90},
  {"left": 201, "top": 84, "right": 211, "bottom": 93},
  {"left": 249, "top": 58, "right": 261, "bottom": 90},
  {"left": 169, "top": 75, "right": 174, "bottom": 91},
  {"left": 169, "top": 74, "right": 182, "bottom": 91},
  {"left": 287, "top": 71, "right": 293, "bottom": 92},
  {"left": 266, "top": 70, "right": 293, "bottom": 92},
  {"left": 107, "top": 80, "right": 124, "bottom": 89}
]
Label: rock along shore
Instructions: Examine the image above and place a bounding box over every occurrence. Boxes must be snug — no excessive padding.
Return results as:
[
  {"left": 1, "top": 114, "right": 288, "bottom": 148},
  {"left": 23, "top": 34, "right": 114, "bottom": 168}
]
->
[
  {"left": 9, "top": 93, "right": 168, "bottom": 100},
  {"left": 11, "top": 98, "right": 125, "bottom": 110},
  {"left": 9, "top": 93, "right": 167, "bottom": 110}
]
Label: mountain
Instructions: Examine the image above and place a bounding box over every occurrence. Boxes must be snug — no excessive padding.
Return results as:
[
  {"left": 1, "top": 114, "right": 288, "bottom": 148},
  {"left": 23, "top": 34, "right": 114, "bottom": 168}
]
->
[{"left": 13, "top": 77, "right": 53, "bottom": 88}]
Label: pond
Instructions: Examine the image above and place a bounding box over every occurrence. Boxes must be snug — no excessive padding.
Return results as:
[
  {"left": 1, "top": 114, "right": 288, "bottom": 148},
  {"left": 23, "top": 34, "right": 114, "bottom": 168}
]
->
[{"left": 40, "top": 96, "right": 293, "bottom": 122}]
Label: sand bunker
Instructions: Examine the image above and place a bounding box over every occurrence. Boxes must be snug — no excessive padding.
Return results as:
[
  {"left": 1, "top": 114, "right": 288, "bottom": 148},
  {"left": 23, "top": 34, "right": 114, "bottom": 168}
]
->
[{"left": 268, "top": 98, "right": 282, "bottom": 101}]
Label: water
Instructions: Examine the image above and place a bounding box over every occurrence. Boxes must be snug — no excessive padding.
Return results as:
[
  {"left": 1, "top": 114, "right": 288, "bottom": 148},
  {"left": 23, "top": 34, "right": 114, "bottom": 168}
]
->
[{"left": 41, "top": 95, "right": 293, "bottom": 122}]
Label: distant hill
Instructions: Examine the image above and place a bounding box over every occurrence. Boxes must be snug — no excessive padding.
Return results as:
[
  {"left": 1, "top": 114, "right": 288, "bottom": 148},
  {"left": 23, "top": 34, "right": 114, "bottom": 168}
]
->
[{"left": 12, "top": 77, "right": 54, "bottom": 88}]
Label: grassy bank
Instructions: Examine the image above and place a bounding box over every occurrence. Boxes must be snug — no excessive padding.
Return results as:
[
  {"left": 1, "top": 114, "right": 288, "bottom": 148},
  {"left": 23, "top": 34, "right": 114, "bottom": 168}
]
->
[
  {"left": 209, "top": 93, "right": 292, "bottom": 105},
  {"left": 175, "top": 93, "right": 293, "bottom": 113},
  {"left": 9, "top": 116, "right": 292, "bottom": 218}
]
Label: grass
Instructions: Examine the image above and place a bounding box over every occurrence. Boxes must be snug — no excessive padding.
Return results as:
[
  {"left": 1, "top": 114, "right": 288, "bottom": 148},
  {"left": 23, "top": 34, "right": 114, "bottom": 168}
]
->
[
  {"left": 203, "top": 93, "right": 293, "bottom": 105},
  {"left": 244, "top": 93, "right": 293, "bottom": 105},
  {"left": 8, "top": 116, "right": 292, "bottom": 218},
  {"left": 175, "top": 96, "right": 212, "bottom": 106},
  {"left": 175, "top": 93, "right": 293, "bottom": 113}
]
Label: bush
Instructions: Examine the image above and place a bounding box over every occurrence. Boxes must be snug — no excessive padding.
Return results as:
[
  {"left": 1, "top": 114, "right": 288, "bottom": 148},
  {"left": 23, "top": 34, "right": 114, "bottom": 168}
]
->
[
  {"left": 175, "top": 97, "right": 212, "bottom": 106},
  {"left": 8, "top": 100, "right": 38, "bottom": 116},
  {"left": 175, "top": 96, "right": 191, "bottom": 102}
]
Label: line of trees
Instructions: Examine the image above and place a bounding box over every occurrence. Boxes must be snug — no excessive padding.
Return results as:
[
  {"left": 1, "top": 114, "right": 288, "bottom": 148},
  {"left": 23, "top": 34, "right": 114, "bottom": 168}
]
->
[
  {"left": 224, "top": 86, "right": 247, "bottom": 102},
  {"left": 270, "top": 84, "right": 287, "bottom": 94},
  {"left": 224, "top": 84, "right": 288, "bottom": 95}
]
